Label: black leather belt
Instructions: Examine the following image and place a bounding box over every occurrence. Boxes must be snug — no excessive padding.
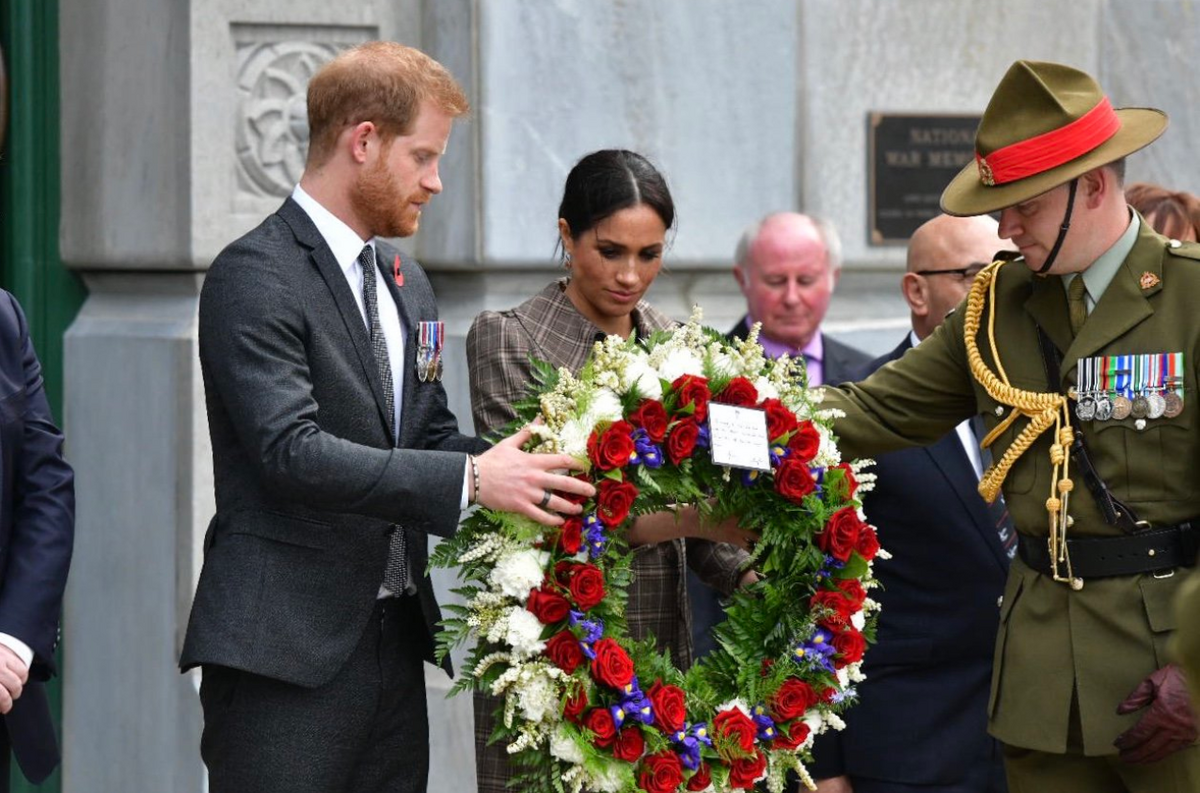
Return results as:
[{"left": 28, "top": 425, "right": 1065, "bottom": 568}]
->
[{"left": 1018, "top": 523, "right": 1198, "bottom": 579}]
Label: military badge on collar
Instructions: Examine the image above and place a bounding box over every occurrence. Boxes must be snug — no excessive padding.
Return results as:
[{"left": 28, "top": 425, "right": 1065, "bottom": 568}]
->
[
  {"left": 1139, "top": 271, "right": 1161, "bottom": 290},
  {"left": 416, "top": 321, "right": 444, "bottom": 382}
]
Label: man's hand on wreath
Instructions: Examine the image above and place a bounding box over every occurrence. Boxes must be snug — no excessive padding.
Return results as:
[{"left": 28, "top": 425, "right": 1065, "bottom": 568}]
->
[
  {"left": 475, "top": 426, "right": 594, "bottom": 526},
  {"left": 737, "top": 570, "right": 760, "bottom": 589},
  {"left": 1114, "top": 664, "right": 1199, "bottom": 764}
]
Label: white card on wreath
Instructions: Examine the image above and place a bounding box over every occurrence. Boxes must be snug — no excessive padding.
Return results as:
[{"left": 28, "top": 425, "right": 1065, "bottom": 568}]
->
[{"left": 707, "top": 403, "right": 771, "bottom": 471}]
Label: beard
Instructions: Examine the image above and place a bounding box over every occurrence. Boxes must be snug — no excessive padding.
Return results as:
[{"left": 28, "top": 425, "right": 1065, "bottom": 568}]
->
[{"left": 350, "top": 156, "right": 427, "bottom": 239}]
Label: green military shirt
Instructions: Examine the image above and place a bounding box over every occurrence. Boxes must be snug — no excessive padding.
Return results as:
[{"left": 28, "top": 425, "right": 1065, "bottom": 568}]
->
[
  {"left": 1173, "top": 570, "right": 1200, "bottom": 714},
  {"left": 822, "top": 219, "right": 1199, "bottom": 755}
]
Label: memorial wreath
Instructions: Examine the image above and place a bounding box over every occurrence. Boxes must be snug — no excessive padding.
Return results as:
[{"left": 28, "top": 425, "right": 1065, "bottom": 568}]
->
[{"left": 433, "top": 312, "right": 883, "bottom": 793}]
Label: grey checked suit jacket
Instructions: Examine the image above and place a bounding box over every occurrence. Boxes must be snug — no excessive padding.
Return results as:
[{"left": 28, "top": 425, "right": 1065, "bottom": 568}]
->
[{"left": 181, "top": 198, "right": 487, "bottom": 687}]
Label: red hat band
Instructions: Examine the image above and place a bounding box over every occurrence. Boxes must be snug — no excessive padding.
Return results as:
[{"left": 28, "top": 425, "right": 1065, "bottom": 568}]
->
[{"left": 975, "top": 98, "right": 1122, "bottom": 187}]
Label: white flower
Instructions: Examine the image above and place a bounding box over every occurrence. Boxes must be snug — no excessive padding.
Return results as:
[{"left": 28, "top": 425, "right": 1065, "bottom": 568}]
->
[
  {"left": 557, "top": 417, "right": 593, "bottom": 461},
  {"left": 504, "top": 607, "right": 547, "bottom": 658},
  {"left": 753, "top": 375, "right": 780, "bottom": 402},
  {"left": 804, "top": 712, "right": 825, "bottom": 735},
  {"left": 851, "top": 610, "right": 866, "bottom": 631},
  {"left": 549, "top": 725, "right": 584, "bottom": 764},
  {"left": 585, "top": 761, "right": 626, "bottom": 793},
  {"left": 708, "top": 350, "right": 740, "bottom": 379},
  {"left": 489, "top": 549, "right": 549, "bottom": 599},
  {"left": 836, "top": 666, "right": 850, "bottom": 688},
  {"left": 584, "top": 387, "right": 624, "bottom": 426},
  {"left": 716, "top": 698, "right": 751, "bottom": 717},
  {"left": 622, "top": 355, "right": 663, "bottom": 400},
  {"left": 848, "top": 662, "right": 866, "bottom": 683},
  {"left": 656, "top": 347, "right": 704, "bottom": 383},
  {"left": 517, "top": 669, "right": 558, "bottom": 723}
]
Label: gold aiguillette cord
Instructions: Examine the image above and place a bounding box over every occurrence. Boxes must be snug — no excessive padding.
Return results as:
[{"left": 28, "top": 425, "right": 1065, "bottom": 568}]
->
[{"left": 963, "top": 261, "right": 1081, "bottom": 588}]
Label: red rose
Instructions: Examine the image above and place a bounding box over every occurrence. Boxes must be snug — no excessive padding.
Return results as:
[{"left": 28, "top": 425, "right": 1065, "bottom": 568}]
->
[
  {"left": 671, "top": 375, "right": 711, "bottom": 422},
  {"left": 564, "top": 688, "right": 588, "bottom": 723},
  {"left": 527, "top": 584, "right": 571, "bottom": 625},
  {"left": 544, "top": 631, "right": 584, "bottom": 674},
  {"left": 561, "top": 563, "right": 606, "bottom": 611},
  {"left": 833, "top": 626, "right": 866, "bottom": 666},
  {"left": 810, "top": 590, "right": 855, "bottom": 627},
  {"left": 598, "top": 479, "right": 639, "bottom": 528},
  {"left": 769, "top": 678, "right": 818, "bottom": 721},
  {"left": 712, "top": 707, "right": 756, "bottom": 759},
  {"left": 638, "top": 750, "right": 684, "bottom": 793},
  {"left": 716, "top": 376, "right": 758, "bottom": 407},
  {"left": 629, "top": 399, "right": 669, "bottom": 443},
  {"left": 774, "top": 458, "right": 816, "bottom": 503},
  {"left": 832, "top": 462, "right": 859, "bottom": 499},
  {"left": 819, "top": 686, "right": 837, "bottom": 703},
  {"left": 685, "top": 763, "right": 712, "bottom": 791},
  {"left": 788, "top": 420, "right": 821, "bottom": 462},
  {"left": 584, "top": 707, "right": 618, "bottom": 748},
  {"left": 728, "top": 750, "right": 767, "bottom": 789},
  {"left": 835, "top": 579, "right": 867, "bottom": 607},
  {"left": 612, "top": 727, "right": 646, "bottom": 762},
  {"left": 666, "top": 418, "right": 702, "bottom": 464},
  {"left": 857, "top": 524, "right": 881, "bottom": 561},
  {"left": 647, "top": 678, "right": 687, "bottom": 733},
  {"left": 589, "top": 420, "right": 636, "bottom": 471},
  {"left": 773, "top": 719, "right": 811, "bottom": 750},
  {"left": 557, "top": 516, "right": 583, "bottom": 554},
  {"left": 762, "top": 398, "right": 799, "bottom": 441},
  {"left": 591, "top": 638, "right": 635, "bottom": 690},
  {"left": 819, "top": 507, "right": 864, "bottom": 562}
]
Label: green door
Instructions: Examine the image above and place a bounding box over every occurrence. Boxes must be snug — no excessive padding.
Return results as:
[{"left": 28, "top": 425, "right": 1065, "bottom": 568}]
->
[{"left": 1, "top": 1, "right": 86, "bottom": 790}]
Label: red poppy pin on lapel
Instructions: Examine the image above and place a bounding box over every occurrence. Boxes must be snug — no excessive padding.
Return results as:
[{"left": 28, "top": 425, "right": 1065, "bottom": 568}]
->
[
  {"left": 393, "top": 254, "right": 404, "bottom": 287},
  {"left": 1139, "top": 271, "right": 1160, "bottom": 290}
]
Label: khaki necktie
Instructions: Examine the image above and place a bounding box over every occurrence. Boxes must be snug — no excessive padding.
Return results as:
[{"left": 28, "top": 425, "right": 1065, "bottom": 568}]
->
[{"left": 1067, "top": 276, "right": 1089, "bottom": 336}]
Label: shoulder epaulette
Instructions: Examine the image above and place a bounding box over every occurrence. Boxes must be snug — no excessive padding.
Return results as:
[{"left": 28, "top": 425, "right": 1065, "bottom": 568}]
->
[{"left": 1164, "top": 238, "right": 1200, "bottom": 262}]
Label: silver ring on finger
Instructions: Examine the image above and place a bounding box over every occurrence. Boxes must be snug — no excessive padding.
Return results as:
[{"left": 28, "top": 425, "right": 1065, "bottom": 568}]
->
[{"left": 538, "top": 489, "right": 553, "bottom": 509}]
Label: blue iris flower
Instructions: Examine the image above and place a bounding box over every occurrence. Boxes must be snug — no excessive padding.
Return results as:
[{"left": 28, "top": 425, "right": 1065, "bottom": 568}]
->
[
  {"left": 793, "top": 626, "right": 837, "bottom": 673},
  {"left": 586, "top": 519, "right": 607, "bottom": 559},
  {"left": 630, "top": 428, "right": 665, "bottom": 469},
  {"left": 741, "top": 469, "right": 761, "bottom": 487},
  {"left": 769, "top": 443, "right": 791, "bottom": 467},
  {"left": 751, "top": 703, "right": 777, "bottom": 741},
  {"left": 696, "top": 425, "right": 711, "bottom": 450}
]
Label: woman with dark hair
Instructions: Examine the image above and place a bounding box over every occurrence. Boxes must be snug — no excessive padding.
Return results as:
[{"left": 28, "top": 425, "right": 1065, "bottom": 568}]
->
[
  {"left": 1126, "top": 182, "right": 1200, "bottom": 241},
  {"left": 466, "top": 149, "right": 753, "bottom": 792}
]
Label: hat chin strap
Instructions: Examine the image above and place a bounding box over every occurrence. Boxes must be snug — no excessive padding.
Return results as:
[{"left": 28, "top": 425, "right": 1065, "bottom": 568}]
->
[{"left": 1036, "top": 178, "right": 1079, "bottom": 275}]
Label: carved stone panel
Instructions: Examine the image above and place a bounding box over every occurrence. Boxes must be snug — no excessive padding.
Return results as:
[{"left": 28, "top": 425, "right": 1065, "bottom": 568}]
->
[{"left": 231, "top": 25, "right": 374, "bottom": 210}]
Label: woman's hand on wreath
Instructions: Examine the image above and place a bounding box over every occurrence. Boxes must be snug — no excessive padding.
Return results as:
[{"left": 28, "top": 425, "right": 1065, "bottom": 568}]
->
[
  {"left": 475, "top": 426, "right": 595, "bottom": 525},
  {"left": 699, "top": 513, "right": 759, "bottom": 551},
  {"left": 815, "top": 777, "right": 853, "bottom": 793}
]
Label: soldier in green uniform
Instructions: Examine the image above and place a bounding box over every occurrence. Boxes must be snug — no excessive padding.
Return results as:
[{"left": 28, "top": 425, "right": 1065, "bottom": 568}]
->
[{"left": 821, "top": 61, "right": 1199, "bottom": 792}]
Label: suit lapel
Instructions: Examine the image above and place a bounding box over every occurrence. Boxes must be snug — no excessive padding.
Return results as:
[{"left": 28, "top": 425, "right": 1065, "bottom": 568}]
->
[
  {"left": 926, "top": 434, "right": 1010, "bottom": 571},
  {"left": 277, "top": 199, "right": 394, "bottom": 435}
]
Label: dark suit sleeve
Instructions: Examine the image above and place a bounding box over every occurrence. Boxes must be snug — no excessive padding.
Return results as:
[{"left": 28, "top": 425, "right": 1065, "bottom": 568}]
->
[
  {"left": 0, "top": 293, "right": 74, "bottom": 678},
  {"left": 199, "top": 242, "right": 466, "bottom": 534}
]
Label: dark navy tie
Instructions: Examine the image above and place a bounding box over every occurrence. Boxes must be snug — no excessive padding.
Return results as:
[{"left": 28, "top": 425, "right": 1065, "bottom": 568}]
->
[{"left": 360, "top": 245, "right": 408, "bottom": 593}]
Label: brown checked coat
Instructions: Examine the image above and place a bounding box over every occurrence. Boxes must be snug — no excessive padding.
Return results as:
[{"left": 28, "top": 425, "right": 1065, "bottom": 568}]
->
[
  {"left": 822, "top": 220, "right": 1199, "bottom": 758},
  {"left": 465, "top": 278, "right": 749, "bottom": 792}
]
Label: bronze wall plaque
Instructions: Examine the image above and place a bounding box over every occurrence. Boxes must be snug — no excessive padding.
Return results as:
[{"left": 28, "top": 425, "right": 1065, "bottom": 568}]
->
[{"left": 868, "top": 113, "right": 981, "bottom": 245}]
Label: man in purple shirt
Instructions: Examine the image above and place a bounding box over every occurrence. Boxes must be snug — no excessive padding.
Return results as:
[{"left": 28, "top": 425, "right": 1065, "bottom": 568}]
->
[
  {"left": 690, "top": 212, "right": 871, "bottom": 659},
  {"left": 728, "top": 212, "right": 870, "bottom": 386}
]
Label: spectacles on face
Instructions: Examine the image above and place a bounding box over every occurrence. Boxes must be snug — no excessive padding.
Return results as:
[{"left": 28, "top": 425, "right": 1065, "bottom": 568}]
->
[{"left": 913, "top": 262, "right": 988, "bottom": 280}]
